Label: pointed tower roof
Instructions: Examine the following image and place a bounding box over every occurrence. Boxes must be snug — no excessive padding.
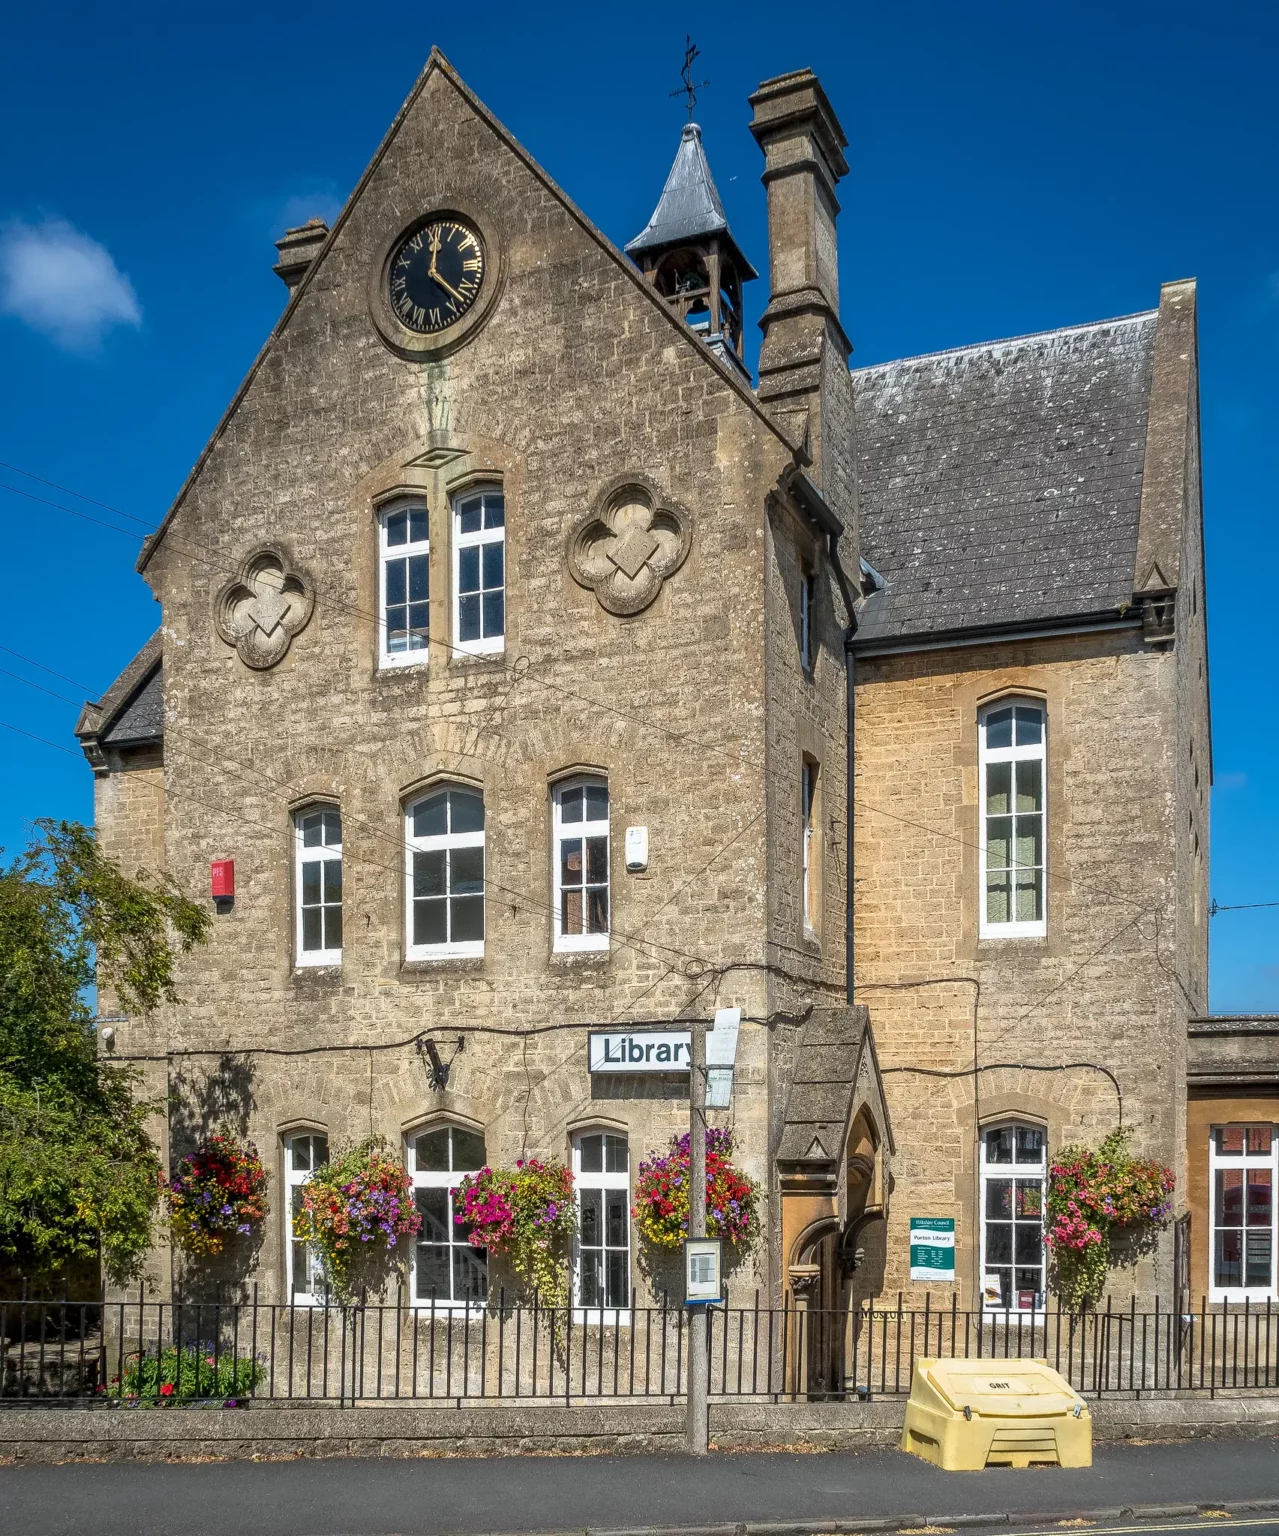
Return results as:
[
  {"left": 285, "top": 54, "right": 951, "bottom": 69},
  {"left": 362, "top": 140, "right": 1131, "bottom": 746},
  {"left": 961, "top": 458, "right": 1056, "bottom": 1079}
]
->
[{"left": 625, "top": 123, "right": 758, "bottom": 279}]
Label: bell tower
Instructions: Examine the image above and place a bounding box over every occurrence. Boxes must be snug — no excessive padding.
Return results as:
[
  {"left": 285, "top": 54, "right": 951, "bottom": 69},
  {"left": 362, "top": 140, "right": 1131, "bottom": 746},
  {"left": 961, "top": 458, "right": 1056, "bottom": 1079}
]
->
[{"left": 626, "top": 122, "right": 757, "bottom": 378}]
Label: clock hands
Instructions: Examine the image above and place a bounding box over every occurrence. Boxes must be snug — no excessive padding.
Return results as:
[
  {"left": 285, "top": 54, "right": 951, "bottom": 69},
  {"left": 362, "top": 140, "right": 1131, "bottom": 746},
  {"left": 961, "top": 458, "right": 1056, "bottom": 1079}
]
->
[{"left": 426, "top": 226, "right": 468, "bottom": 307}]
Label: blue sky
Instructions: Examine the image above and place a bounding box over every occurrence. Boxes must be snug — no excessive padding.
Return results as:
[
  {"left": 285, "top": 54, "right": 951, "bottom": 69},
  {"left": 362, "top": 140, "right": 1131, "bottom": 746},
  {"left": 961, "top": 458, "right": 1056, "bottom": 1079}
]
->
[{"left": 0, "top": 1, "right": 1275, "bottom": 1009}]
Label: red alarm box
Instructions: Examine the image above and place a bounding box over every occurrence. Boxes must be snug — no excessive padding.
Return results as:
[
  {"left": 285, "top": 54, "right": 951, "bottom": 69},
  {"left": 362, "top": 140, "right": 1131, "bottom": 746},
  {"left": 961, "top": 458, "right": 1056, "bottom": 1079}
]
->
[{"left": 210, "top": 860, "right": 235, "bottom": 901}]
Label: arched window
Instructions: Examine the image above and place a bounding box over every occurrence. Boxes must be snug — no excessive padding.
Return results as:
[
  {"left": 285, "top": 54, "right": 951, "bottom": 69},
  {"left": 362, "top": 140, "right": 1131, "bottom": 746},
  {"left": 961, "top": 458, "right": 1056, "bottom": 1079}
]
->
[
  {"left": 573, "top": 1130, "right": 630, "bottom": 1313},
  {"left": 553, "top": 777, "right": 610, "bottom": 952},
  {"left": 409, "top": 1124, "right": 488, "bottom": 1308},
  {"left": 979, "top": 699, "right": 1046, "bottom": 937},
  {"left": 284, "top": 1130, "right": 329, "bottom": 1303},
  {"left": 452, "top": 485, "right": 505, "bottom": 655},
  {"left": 405, "top": 786, "right": 485, "bottom": 960},
  {"left": 979, "top": 1122, "right": 1046, "bottom": 1311},
  {"left": 294, "top": 806, "right": 342, "bottom": 965},
  {"left": 378, "top": 499, "right": 430, "bottom": 667}
]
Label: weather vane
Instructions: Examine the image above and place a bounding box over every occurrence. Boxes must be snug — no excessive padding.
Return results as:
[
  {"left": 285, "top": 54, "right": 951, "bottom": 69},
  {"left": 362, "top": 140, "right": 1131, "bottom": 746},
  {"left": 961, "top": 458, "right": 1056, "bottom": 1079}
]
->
[{"left": 670, "top": 37, "right": 709, "bottom": 121}]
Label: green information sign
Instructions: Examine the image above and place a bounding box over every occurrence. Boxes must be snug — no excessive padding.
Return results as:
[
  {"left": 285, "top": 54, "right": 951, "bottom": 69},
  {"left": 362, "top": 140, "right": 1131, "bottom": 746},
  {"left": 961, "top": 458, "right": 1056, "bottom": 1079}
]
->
[{"left": 909, "top": 1217, "right": 955, "bottom": 1282}]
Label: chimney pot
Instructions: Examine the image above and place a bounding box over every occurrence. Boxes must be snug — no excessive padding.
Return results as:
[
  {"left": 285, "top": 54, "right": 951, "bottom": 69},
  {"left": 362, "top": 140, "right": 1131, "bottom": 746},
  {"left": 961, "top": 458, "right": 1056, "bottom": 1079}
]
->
[{"left": 273, "top": 218, "right": 330, "bottom": 291}]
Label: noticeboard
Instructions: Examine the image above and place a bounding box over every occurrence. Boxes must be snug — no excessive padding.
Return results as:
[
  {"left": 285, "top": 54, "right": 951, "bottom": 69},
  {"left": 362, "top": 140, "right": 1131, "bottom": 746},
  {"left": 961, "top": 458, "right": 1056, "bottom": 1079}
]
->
[{"left": 909, "top": 1217, "right": 956, "bottom": 1282}]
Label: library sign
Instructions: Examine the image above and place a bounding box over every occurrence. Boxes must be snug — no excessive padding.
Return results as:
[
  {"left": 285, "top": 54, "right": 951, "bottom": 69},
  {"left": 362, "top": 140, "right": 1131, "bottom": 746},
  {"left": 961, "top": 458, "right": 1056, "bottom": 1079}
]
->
[
  {"left": 588, "top": 1012, "right": 741, "bottom": 1105},
  {"left": 909, "top": 1217, "right": 956, "bottom": 1283}
]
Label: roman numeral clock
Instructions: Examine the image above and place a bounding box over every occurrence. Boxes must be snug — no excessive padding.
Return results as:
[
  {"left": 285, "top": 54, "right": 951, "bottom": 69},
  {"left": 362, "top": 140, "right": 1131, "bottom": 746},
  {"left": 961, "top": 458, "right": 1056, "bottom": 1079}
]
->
[{"left": 370, "top": 206, "right": 502, "bottom": 358}]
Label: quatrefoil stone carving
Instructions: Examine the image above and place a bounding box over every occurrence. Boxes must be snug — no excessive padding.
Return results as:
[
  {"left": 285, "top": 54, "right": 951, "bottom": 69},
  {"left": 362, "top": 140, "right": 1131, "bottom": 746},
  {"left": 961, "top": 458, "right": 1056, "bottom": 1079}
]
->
[
  {"left": 214, "top": 546, "right": 316, "bottom": 669},
  {"left": 566, "top": 478, "right": 692, "bottom": 616}
]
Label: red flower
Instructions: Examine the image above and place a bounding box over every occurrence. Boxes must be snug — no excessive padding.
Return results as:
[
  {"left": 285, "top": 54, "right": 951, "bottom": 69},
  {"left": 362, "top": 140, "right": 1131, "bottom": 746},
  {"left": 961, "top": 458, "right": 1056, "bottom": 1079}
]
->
[{"left": 159, "top": 1382, "right": 174, "bottom": 1397}]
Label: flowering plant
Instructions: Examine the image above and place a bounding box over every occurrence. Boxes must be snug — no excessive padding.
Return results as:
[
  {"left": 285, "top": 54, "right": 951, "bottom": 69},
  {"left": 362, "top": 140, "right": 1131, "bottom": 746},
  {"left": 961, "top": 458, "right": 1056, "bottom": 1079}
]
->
[
  {"left": 632, "top": 1128, "right": 759, "bottom": 1250},
  {"left": 165, "top": 1131, "right": 268, "bottom": 1257},
  {"left": 455, "top": 1157, "right": 576, "bottom": 1310},
  {"left": 111, "top": 1343, "right": 265, "bottom": 1405},
  {"left": 1045, "top": 1128, "right": 1175, "bottom": 1308},
  {"left": 293, "top": 1139, "right": 420, "bottom": 1300}
]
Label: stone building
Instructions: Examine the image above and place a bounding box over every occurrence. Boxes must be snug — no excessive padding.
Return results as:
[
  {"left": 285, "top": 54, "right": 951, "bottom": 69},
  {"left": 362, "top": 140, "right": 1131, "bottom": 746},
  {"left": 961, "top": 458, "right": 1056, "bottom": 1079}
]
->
[{"left": 76, "top": 50, "right": 1259, "bottom": 1344}]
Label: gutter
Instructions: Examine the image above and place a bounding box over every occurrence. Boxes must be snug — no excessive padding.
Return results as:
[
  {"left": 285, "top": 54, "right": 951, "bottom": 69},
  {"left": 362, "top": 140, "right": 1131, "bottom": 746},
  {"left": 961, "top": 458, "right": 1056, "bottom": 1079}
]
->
[
  {"left": 851, "top": 609, "right": 1143, "bottom": 659},
  {"left": 786, "top": 469, "right": 859, "bottom": 1007}
]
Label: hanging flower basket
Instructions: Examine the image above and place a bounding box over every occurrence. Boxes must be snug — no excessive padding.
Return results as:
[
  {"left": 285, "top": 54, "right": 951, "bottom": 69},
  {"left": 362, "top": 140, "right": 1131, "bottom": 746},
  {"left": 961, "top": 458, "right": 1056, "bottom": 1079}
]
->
[
  {"left": 456, "top": 1158, "right": 576, "bottom": 1311},
  {"left": 293, "top": 1139, "right": 420, "bottom": 1300},
  {"left": 1045, "top": 1128, "right": 1175, "bottom": 1309},
  {"left": 632, "top": 1128, "right": 759, "bottom": 1251},
  {"left": 165, "top": 1131, "right": 269, "bottom": 1257}
]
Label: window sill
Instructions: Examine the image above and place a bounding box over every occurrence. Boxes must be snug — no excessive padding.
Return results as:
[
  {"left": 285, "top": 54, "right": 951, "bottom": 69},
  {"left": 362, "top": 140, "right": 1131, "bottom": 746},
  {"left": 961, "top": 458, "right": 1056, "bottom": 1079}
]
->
[
  {"left": 572, "top": 1307, "right": 632, "bottom": 1327},
  {"left": 399, "top": 955, "right": 486, "bottom": 979},
  {"left": 551, "top": 944, "right": 610, "bottom": 965},
  {"left": 450, "top": 641, "right": 505, "bottom": 663},
  {"left": 409, "top": 1300, "right": 490, "bottom": 1316},
  {"left": 295, "top": 957, "right": 342, "bottom": 972},
  {"left": 378, "top": 655, "right": 430, "bottom": 673},
  {"left": 977, "top": 928, "right": 1049, "bottom": 945},
  {"left": 1210, "top": 1289, "right": 1278, "bottom": 1305}
]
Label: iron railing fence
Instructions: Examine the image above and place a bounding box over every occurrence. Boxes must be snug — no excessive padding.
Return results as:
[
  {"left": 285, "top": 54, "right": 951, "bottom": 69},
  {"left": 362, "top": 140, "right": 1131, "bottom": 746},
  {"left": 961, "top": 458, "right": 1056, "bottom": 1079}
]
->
[{"left": 3, "top": 1291, "right": 1279, "bottom": 1405}]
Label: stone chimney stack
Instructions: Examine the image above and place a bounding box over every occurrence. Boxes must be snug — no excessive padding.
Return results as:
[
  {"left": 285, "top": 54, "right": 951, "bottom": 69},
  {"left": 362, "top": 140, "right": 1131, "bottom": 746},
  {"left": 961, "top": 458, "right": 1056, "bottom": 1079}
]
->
[
  {"left": 749, "top": 70, "right": 857, "bottom": 527},
  {"left": 272, "top": 218, "right": 330, "bottom": 291}
]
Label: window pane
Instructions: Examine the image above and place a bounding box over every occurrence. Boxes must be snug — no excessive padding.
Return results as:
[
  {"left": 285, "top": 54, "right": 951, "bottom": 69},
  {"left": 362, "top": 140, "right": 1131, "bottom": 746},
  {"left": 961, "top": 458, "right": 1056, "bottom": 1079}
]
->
[
  {"left": 1217, "top": 1168, "right": 1244, "bottom": 1226},
  {"left": 413, "top": 849, "right": 447, "bottom": 898},
  {"left": 458, "top": 500, "right": 482, "bottom": 535},
  {"left": 985, "top": 1179, "right": 1012, "bottom": 1219},
  {"left": 313, "top": 1135, "right": 328, "bottom": 1165},
  {"left": 459, "top": 593, "right": 481, "bottom": 641},
  {"left": 324, "top": 905, "right": 342, "bottom": 951},
  {"left": 1015, "top": 707, "right": 1043, "bottom": 746},
  {"left": 483, "top": 496, "right": 505, "bottom": 530},
  {"left": 1015, "top": 1181, "right": 1043, "bottom": 1219},
  {"left": 482, "top": 589, "right": 504, "bottom": 638},
  {"left": 985, "top": 1223, "right": 1013, "bottom": 1264},
  {"left": 1215, "top": 1228, "right": 1243, "bottom": 1288},
  {"left": 450, "top": 790, "right": 485, "bottom": 834},
  {"left": 559, "top": 787, "right": 584, "bottom": 823},
  {"left": 416, "top": 1187, "right": 450, "bottom": 1241},
  {"left": 481, "top": 540, "right": 504, "bottom": 588},
  {"left": 986, "top": 762, "right": 1012, "bottom": 817},
  {"left": 986, "top": 816, "right": 1012, "bottom": 870},
  {"left": 386, "top": 511, "right": 408, "bottom": 547},
  {"left": 605, "top": 1135, "right": 628, "bottom": 1173},
  {"left": 586, "top": 887, "right": 609, "bottom": 934},
  {"left": 1016, "top": 759, "right": 1043, "bottom": 813},
  {"left": 291, "top": 1138, "right": 312, "bottom": 1173},
  {"left": 1016, "top": 1126, "right": 1044, "bottom": 1163},
  {"left": 561, "top": 838, "right": 583, "bottom": 887},
  {"left": 415, "top": 1243, "right": 451, "bottom": 1301},
  {"left": 451, "top": 846, "right": 484, "bottom": 895},
  {"left": 1014, "top": 869, "right": 1043, "bottom": 923},
  {"left": 413, "top": 898, "right": 447, "bottom": 947},
  {"left": 459, "top": 545, "right": 480, "bottom": 593},
  {"left": 387, "top": 607, "right": 409, "bottom": 650},
  {"left": 408, "top": 508, "right": 428, "bottom": 543},
  {"left": 1217, "top": 1126, "right": 1246, "bottom": 1155},
  {"left": 605, "top": 1191, "right": 628, "bottom": 1248},
  {"left": 985, "top": 708, "right": 1013, "bottom": 749},
  {"left": 413, "top": 794, "right": 448, "bottom": 838},
  {"left": 562, "top": 888, "right": 584, "bottom": 934},
  {"left": 986, "top": 1127, "right": 1014, "bottom": 1164},
  {"left": 1013, "top": 816, "right": 1042, "bottom": 869},
  {"left": 585, "top": 784, "right": 609, "bottom": 821},
  {"left": 1247, "top": 1170, "right": 1272, "bottom": 1227},
  {"left": 415, "top": 1129, "right": 450, "bottom": 1171},
  {"left": 454, "top": 1245, "right": 488, "bottom": 1302},
  {"left": 606, "top": 1250, "right": 628, "bottom": 1309},
  {"left": 408, "top": 603, "right": 429, "bottom": 642},
  {"left": 322, "top": 858, "right": 342, "bottom": 901},
  {"left": 1248, "top": 1126, "right": 1273, "bottom": 1155},
  {"left": 450, "top": 895, "right": 484, "bottom": 942},
  {"left": 452, "top": 1129, "right": 487, "bottom": 1171},
  {"left": 580, "top": 1251, "right": 602, "bottom": 1308},
  {"left": 386, "top": 559, "right": 406, "bottom": 606},
  {"left": 1015, "top": 1224, "right": 1043, "bottom": 1266},
  {"left": 579, "top": 1135, "right": 603, "bottom": 1173},
  {"left": 584, "top": 836, "right": 608, "bottom": 886},
  {"left": 408, "top": 554, "right": 428, "bottom": 603},
  {"left": 301, "top": 862, "right": 321, "bottom": 904},
  {"left": 580, "top": 1188, "right": 602, "bottom": 1245},
  {"left": 1246, "top": 1231, "right": 1273, "bottom": 1288},
  {"left": 985, "top": 872, "right": 1011, "bottom": 925},
  {"left": 301, "top": 812, "right": 323, "bottom": 848},
  {"left": 301, "top": 907, "right": 322, "bottom": 951},
  {"left": 322, "top": 811, "right": 341, "bottom": 846}
]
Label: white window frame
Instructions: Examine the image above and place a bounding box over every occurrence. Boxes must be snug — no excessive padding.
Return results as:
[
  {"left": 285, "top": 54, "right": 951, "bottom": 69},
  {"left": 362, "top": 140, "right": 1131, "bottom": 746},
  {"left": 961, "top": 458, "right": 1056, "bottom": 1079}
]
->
[
  {"left": 408, "top": 1123, "right": 489, "bottom": 1312},
  {"left": 284, "top": 1130, "right": 330, "bottom": 1305},
  {"left": 552, "top": 776, "right": 610, "bottom": 953},
  {"left": 378, "top": 499, "right": 430, "bottom": 670},
  {"left": 452, "top": 485, "right": 505, "bottom": 657},
  {"left": 802, "top": 758, "right": 819, "bottom": 935},
  {"left": 978, "top": 698, "right": 1047, "bottom": 939},
  {"left": 573, "top": 1130, "right": 631, "bottom": 1322},
  {"left": 294, "top": 806, "right": 342, "bottom": 967},
  {"left": 979, "top": 1120, "right": 1047, "bottom": 1314},
  {"left": 800, "top": 566, "right": 815, "bottom": 672},
  {"left": 405, "top": 786, "right": 486, "bottom": 962},
  {"left": 1209, "top": 1124, "right": 1278, "bottom": 1303}
]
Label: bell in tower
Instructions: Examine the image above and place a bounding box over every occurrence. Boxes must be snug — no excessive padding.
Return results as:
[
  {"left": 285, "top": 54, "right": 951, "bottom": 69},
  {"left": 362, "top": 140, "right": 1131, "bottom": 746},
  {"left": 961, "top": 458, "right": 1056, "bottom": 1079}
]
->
[{"left": 626, "top": 121, "right": 758, "bottom": 378}]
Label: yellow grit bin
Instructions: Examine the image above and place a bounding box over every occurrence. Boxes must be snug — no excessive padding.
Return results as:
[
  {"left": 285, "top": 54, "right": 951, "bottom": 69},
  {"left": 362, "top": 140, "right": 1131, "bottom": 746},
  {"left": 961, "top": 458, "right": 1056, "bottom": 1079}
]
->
[{"left": 900, "top": 1357, "right": 1092, "bottom": 1471}]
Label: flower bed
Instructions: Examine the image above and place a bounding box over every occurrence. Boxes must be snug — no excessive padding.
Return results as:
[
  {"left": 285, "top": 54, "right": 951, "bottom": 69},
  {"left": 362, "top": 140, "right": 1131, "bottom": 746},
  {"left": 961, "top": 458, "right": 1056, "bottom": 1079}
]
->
[
  {"left": 456, "top": 1157, "right": 576, "bottom": 1310},
  {"left": 1046, "top": 1128, "right": 1175, "bottom": 1308},
  {"left": 293, "top": 1139, "right": 420, "bottom": 1300},
  {"left": 111, "top": 1343, "right": 265, "bottom": 1404},
  {"left": 632, "top": 1128, "right": 758, "bottom": 1250},
  {"left": 165, "top": 1131, "right": 268, "bottom": 1257}
]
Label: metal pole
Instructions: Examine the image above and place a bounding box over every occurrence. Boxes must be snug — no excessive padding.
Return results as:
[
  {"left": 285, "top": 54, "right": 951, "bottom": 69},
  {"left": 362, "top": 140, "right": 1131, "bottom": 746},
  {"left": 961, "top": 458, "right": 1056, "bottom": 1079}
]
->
[{"left": 687, "top": 1018, "right": 708, "bottom": 1455}]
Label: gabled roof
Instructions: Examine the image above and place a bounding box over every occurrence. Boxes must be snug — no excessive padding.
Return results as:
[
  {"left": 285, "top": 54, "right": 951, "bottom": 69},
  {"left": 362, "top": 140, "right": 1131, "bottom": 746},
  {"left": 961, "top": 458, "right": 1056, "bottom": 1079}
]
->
[
  {"left": 852, "top": 312, "right": 1159, "bottom": 650},
  {"left": 75, "top": 633, "right": 163, "bottom": 754},
  {"left": 625, "top": 122, "right": 757, "bottom": 279}
]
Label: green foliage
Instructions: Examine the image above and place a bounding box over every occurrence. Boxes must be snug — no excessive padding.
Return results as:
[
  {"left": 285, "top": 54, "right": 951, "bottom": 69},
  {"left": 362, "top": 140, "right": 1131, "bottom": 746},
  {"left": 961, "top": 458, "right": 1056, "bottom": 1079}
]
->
[
  {"left": 113, "top": 1343, "right": 265, "bottom": 1403},
  {"left": 456, "top": 1158, "right": 576, "bottom": 1311},
  {"left": 0, "top": 820, "right": 210, "bottom": 1285}
]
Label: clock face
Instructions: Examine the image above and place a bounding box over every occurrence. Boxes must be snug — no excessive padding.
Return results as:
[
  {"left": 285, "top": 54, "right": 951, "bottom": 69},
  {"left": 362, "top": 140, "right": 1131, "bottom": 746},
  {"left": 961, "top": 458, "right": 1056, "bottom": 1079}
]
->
[{"left": 388, "top": 218, "right": 485, "bottom": 334}]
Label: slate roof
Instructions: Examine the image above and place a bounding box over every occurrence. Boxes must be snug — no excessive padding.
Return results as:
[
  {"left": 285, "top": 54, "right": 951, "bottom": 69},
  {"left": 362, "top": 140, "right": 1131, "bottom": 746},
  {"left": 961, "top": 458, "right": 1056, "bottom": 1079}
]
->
[
  {"left": 851, "top": 312, "right": 1158, "bottom": 648},
  {"left": 75, "top": 633, "right": 163, "bottom": 752},
  {"left": 777, "top": 1005, "right": 891, "bottom": 1166},
  {"left": 625, "top": 123, "right": 757, "bottom": 279}
]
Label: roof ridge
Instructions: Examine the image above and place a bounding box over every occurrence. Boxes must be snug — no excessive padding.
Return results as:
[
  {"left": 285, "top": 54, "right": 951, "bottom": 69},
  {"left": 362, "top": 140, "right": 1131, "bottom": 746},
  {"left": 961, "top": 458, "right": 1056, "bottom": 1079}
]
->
[{"left": 851, "top": 309, "right": 1158, "bottom": 375}]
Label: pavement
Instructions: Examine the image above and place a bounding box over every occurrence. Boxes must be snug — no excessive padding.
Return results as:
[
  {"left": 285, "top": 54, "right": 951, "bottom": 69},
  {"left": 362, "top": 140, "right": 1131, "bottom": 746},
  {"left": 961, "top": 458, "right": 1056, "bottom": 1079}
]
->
[{"left": 3, "top": 1436, "right": 1279, "bottom": 1536}]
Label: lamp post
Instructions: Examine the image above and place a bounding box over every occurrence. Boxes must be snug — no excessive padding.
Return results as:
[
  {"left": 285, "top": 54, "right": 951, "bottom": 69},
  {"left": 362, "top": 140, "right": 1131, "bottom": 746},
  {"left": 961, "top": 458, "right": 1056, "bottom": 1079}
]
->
[{"left": 687, "top": 1016, "right": 708, "bottom": 1455}]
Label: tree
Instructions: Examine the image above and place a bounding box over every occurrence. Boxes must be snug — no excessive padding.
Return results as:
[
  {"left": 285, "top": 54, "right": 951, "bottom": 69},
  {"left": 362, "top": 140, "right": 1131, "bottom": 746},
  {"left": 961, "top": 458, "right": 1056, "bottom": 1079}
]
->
[{"left": 0, "top": 820, "right": 209, "bottom": 1288}]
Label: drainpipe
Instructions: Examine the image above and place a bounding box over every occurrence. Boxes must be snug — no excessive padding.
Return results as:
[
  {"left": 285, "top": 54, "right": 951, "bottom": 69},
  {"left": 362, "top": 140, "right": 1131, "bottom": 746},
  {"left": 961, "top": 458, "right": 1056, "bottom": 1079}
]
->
[{"left": 786, "top": 470, "right": 859, "bottom": 1005}]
